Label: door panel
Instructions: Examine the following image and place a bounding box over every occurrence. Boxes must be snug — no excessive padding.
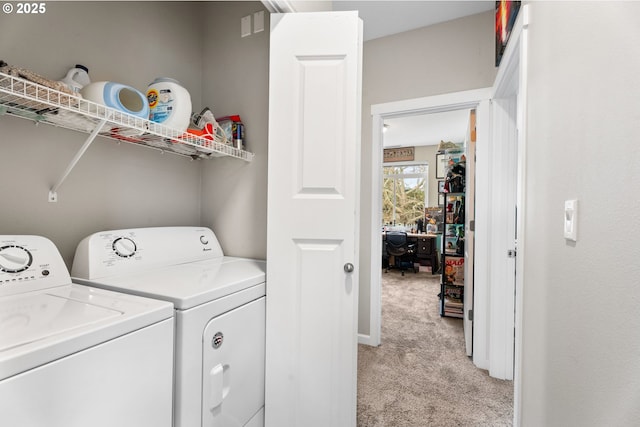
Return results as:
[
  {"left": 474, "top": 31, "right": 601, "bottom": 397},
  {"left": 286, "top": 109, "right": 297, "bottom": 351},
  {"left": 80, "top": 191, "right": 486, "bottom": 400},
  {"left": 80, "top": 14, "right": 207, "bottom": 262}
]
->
[
  {"left": 266, "top": 11, "right": 362, "bottom": 427},
  {"left": 294, "top": 56, "right": 346, "bottom": 195}
]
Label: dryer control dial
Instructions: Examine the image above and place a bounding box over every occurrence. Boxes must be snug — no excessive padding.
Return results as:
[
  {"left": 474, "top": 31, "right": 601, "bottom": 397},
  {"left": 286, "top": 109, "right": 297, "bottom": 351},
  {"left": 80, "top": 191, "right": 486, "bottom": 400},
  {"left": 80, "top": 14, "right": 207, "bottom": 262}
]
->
[
  {"left": 0, "top": 245, "right": 33, "bottom": 273},
  {"left": 112, "top": 237, "right": 137, "bottom": 258}
]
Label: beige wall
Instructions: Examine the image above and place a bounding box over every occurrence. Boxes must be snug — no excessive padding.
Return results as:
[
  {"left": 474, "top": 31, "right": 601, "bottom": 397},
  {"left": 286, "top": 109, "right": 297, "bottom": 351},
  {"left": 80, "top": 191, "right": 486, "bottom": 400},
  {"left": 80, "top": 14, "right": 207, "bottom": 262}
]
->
[
  {"left": 0, "top": 2, "right": 205, "bottom": 267},
  {"left": 199, "top": 1, "right": 270, "bottom": 259},
  {"left": 359, "top": 11, "right": 497, "bottom": 336},
  {"left": 521, "top": 2, "right": 640, "bottom": 425}
]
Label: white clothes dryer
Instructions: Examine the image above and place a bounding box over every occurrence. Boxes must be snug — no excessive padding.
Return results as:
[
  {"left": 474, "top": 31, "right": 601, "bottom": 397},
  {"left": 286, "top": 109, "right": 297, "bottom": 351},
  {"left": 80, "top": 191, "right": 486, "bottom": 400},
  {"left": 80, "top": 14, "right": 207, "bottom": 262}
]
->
[
  {"left": 71, "top": 227, "right": 266, "bottom": 427},
  {"left": 0, "top": 235, "right": 174, "bottom": 427}
]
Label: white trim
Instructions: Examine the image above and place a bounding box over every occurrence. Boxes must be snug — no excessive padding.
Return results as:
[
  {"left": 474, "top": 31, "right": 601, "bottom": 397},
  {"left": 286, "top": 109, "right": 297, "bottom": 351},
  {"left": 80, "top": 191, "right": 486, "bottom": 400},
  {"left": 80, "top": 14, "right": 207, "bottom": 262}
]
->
[
  {"left": 490, "top": 4, "right": 529, "bottom": 426},
  {"left": 261, "top": 0, "right": 295, "bottom": 13},
  {"left": 471, "top": 98, "right": 492, "bottom": 370},
  {"left": 371, "top": 88, "right": 492, "bottom": 117},
  {"left": 514, "top": 6, "right": 529, "bottom": 427},
  {"left": 382, "top": 160, "right": 428, "bottom": 167},
  {"left": 369, "top": 88, "right": 491, "bottom": 351},
  {"left": 493, "top": 4, "right": 528, "bottom": 99},
  {"left": 369, "top": 114, "right": 384, "bottom": 347},
  {"left": 357, "top": 333, "right": 375, "bottom": 346}
]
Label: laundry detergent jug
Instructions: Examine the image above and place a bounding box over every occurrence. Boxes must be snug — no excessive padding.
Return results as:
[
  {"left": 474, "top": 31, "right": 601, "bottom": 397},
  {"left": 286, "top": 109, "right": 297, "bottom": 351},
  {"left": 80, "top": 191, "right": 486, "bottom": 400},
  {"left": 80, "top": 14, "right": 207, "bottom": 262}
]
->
[
  {"left": 81, "top": 81, "right": 149, "bottom": 119},
  {"left": 146, "top": 78, "right": 192, "bottom": 132},
  {"left": 58, "top": 64, "right": 91, "bottom": 94}
]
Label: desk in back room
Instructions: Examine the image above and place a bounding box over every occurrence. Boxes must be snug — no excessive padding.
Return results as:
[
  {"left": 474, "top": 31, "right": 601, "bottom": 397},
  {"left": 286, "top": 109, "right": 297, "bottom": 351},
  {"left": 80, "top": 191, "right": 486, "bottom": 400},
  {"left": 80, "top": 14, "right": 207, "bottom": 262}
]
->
[{"left": 382, "top": 232, "right": 440, "bottom": 274}]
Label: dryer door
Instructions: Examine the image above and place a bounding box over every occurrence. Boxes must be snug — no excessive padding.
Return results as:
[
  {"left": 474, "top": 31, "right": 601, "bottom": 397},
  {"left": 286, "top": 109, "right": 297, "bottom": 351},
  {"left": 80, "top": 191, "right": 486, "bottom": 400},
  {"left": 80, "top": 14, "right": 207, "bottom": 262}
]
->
[{"left": 202, "top": 297, "right": 265, "bottom": 426}]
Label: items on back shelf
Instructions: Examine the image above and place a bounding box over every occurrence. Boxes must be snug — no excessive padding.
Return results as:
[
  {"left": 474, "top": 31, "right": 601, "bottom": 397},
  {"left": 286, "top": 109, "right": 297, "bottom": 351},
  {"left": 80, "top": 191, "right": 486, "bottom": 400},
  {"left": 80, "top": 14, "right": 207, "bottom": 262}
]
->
[
  {"left": 58, "top": 64, "right": 91, "bottom": 94},
  {"left": 0, "top": 60, "right": 75, "bottom": 96},
  {"left": 444, "top": 224, "right": 464, "bottom": 255},
  {"left": 443, "top": 256, "right": 464, "bottom": 286},
  {"left": 216, "top": 115, "right": 245, "bottom": 150},
  {"left": 82, "top": 81, "right": 150, "bottom": 120},
  {"left": 443, "top": 284, "right": 464, "bottom": 317},
  {"left": 147, "top": 77, "right": 192, "bottom": 132},
  {"left": 184, "top": 107, "right": 229, "bottom": 146},
  {"left": 446, "top": 154, "right": 466, "bottom": 193},
  {"left": 445, "top": 196, "right": 465, "bottom": 224}
]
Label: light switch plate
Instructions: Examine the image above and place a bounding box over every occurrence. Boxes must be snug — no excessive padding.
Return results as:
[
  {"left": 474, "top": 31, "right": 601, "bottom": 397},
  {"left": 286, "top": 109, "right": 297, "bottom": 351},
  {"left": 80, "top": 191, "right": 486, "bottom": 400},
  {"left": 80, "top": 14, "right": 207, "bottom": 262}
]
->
[
  {"left": 254, "top": 11, "right": 265, "bottom": 33},
  {"left": 241, "top": 15, "right": 251, "bottom": 37},
  {"left": 564, "top": 199, "right": 578, "bottom": 241}
]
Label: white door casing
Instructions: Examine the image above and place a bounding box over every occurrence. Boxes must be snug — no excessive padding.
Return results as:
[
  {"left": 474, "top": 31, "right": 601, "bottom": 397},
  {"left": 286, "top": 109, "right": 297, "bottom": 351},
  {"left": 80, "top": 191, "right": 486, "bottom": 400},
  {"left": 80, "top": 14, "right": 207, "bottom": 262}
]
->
[
  {"left": 369, "top": 89, "right": 490, "bottom": 351},
  {"left": 265, "top": 11, "right": 362, "bottom": 427}
]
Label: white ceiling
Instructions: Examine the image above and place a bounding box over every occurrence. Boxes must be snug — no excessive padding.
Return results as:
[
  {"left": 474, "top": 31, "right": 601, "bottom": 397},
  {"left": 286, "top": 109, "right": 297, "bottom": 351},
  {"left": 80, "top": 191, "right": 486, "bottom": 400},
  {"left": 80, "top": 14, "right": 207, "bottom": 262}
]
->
[
  {"left": 383, "top": 109, "right": 471, "bottom": 148},
  {"left": 332, "top": 0, "right": 494, "bottom": 42}
]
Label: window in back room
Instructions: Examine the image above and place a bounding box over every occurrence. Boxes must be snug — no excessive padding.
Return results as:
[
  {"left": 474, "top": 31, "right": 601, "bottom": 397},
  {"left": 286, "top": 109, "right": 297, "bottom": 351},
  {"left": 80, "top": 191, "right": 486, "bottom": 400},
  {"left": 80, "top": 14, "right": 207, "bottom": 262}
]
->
[{"left": 382, "top": 163, "right": 429, "bottom": 231}]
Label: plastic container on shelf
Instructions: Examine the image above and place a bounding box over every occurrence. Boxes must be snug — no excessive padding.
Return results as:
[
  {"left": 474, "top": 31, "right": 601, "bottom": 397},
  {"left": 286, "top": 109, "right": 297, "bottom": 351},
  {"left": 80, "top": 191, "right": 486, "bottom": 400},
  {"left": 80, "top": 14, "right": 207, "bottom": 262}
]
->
[
  {"left": 216, "top": 115, "right": 244, "bottom": 150},
  {"left": 146, "top": 77, "right": 192, "bottom": 132},
  {"left": 58, "top": 64, "right": 91, "bottom": 94},
  {"left": 81, "top": 81, "right": 150, "bottom": 119}
]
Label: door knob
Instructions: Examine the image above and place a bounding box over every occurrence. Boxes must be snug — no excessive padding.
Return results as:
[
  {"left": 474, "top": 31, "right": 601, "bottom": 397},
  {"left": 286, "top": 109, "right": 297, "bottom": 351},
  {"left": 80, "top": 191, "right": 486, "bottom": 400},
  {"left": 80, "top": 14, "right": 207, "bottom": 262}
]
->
[{"left": 344, "top": 263, "right": 354, "bottom": 273}]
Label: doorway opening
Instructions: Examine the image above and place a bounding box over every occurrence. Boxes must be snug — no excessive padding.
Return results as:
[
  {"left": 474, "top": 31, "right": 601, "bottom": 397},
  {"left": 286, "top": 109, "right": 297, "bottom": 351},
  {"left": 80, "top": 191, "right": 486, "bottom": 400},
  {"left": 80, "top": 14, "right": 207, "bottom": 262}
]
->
[
  {"left": 368, "top": 88, "right": 491, "bottom": 350},
  {"left": 362, "top": 88, "right": 517, "bottom": 426}
]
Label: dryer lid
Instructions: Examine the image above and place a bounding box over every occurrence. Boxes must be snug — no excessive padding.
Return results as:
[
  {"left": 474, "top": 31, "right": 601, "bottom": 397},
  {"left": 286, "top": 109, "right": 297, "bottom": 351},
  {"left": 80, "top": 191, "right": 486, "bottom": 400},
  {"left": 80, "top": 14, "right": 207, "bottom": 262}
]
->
[{"left": 73, "top": 257, "right": 266, "bottom": 310}]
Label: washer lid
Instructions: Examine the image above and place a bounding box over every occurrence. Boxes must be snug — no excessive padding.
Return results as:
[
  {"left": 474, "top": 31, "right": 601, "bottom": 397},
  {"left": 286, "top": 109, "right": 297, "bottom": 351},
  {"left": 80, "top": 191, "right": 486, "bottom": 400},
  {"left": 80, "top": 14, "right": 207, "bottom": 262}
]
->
[
  {"left": 1, "top": 293, "right": 120, "bottom": 352},
  {"left": 73, "top": 257, "right": 266, "bottom": 310},
  {"left": 0, "top": 284, "right": 174, "bottom": 380}
]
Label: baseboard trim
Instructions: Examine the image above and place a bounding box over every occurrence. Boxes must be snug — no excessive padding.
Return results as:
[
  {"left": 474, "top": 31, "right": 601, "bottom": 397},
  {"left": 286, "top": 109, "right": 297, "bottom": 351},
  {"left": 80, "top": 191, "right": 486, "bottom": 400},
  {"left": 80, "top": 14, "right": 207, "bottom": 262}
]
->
[{"left": 358, "top": 333, "right": 377, "bottom": 346}]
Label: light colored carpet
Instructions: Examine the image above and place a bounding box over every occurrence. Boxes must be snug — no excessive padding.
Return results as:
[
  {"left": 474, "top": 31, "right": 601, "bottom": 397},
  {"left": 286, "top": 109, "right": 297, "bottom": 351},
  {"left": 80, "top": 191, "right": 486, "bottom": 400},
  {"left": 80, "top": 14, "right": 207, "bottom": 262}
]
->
[{"left": 357, "top": 271, "right": 513, "bottom": 427}]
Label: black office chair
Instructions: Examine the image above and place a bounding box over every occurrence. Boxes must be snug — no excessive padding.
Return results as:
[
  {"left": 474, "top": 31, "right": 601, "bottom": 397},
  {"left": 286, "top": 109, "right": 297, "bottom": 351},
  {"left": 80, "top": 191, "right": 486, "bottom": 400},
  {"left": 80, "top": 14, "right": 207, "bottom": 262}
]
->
[{"left": 384, "top": 231, "right": 417, "bottom": 276}]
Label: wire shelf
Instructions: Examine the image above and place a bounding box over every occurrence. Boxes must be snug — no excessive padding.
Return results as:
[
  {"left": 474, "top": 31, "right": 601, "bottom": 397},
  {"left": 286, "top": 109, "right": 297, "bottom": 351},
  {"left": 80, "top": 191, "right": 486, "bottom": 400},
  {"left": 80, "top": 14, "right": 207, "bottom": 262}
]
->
[{"left": 0, "top": 72, "right": 254, "bottom": 161}]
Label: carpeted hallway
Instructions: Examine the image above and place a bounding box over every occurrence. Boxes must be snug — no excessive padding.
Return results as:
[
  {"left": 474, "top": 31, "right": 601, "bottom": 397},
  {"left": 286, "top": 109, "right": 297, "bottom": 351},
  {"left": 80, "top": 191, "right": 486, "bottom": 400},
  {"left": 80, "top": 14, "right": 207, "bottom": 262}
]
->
[{"left": 357, "top": 271, "right": 513, "bottom": 426}]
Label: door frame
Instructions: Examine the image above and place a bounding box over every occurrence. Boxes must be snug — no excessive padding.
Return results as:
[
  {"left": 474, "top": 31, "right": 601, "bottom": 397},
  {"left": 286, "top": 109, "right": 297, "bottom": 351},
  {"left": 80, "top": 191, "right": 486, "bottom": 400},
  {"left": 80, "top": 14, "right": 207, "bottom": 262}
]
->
[
  {"left": 491, "top": 5, "right": 529, "bottom": 425},
  {"left": 368, "top": 88, "right": 492, "bottom": 348}
]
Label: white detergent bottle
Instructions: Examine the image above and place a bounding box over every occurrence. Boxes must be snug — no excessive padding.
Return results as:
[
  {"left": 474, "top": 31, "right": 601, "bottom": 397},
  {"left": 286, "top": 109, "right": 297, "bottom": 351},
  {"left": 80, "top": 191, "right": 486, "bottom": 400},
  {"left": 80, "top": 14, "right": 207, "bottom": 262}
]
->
[
  {"left": 146, "top": 77, "right": 192, "bottom": 132},
  {"left": 59, "top": 64, "right": 91, "bottom": 94}
]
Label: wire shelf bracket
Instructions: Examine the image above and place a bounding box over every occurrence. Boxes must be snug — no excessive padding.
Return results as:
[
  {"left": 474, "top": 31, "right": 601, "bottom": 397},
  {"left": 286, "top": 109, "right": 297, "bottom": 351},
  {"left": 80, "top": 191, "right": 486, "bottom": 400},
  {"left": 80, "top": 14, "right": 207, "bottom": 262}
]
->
[{"left": 48, "top": 119, "right": 108, "bottom": 202}]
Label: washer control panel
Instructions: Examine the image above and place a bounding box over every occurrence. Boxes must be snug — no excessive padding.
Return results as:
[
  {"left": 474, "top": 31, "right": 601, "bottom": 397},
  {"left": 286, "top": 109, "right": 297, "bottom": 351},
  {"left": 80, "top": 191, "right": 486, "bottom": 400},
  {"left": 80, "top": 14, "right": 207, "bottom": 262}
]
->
[
  {"left": 0, "top": 245, "right": 33, "bottom": 273},
  {"left": 71, "top": 227, "right": 224, "bottom": 280},
  {"left": 0, "top": 235, "right": 70, "bottom": 297},
  {"left": 112, "top": 237, "right": 137, "bottom": 258}
]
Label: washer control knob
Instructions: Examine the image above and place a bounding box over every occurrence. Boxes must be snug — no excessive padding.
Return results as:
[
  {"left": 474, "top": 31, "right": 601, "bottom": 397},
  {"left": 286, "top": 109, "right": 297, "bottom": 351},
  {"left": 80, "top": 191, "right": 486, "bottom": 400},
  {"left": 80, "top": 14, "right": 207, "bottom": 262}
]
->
[
  {"left": 112, "top": 237, "right": 137, "bottom": 258},
  {"left": 0, "top": 245, "right": 33, "bottom": 273}
]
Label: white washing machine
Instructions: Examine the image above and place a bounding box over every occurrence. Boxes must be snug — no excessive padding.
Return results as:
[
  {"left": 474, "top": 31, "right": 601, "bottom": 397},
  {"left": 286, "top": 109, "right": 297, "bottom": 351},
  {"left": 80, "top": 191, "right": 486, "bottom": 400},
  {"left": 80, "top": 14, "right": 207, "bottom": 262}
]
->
[
  {"left": 0, "top": 235, "right": 174, "bottom": 427},
  {"left": 71, "top": 226, "right": 266, "bottom": 427}
]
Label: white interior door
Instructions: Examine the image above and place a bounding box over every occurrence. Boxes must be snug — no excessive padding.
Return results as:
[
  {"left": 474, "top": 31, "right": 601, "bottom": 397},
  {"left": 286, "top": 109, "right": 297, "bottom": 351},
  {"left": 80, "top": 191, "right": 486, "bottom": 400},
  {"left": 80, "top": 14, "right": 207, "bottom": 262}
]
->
[
  {"left": 265, "top": 11, "right": 362, "bottom": 427},
  {"left": 464, "top": 109, "right": 476, "bottom": 356},
  {"left": 488, "top": 96, "right": 517, "bottom": 380}
]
